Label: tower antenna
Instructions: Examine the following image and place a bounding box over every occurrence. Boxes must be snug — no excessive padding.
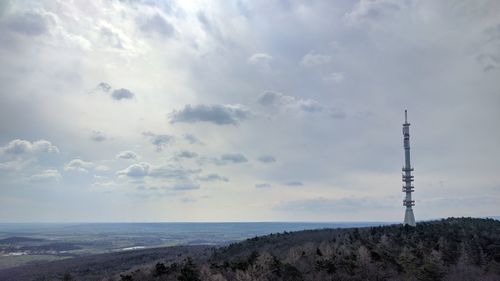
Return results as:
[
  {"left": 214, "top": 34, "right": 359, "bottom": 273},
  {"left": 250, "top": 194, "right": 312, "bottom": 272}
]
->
[{"left": 402, "top": 110, "right": 416, "bottom": 226}]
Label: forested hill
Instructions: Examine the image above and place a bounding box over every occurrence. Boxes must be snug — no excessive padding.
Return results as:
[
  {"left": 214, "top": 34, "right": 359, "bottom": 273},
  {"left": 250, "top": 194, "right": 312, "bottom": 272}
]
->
[
  {"left": 1, "top": 217, "right": 500, "bottom": 281},
  {"left": 116, "top": 217, "right": 500, "bottom": 281}
]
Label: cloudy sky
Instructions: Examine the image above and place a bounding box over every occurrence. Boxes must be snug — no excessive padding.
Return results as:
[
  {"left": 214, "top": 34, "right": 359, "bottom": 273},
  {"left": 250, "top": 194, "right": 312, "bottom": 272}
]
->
[{"left": 0, "top": 0, "right": 499, "bottom": 222}]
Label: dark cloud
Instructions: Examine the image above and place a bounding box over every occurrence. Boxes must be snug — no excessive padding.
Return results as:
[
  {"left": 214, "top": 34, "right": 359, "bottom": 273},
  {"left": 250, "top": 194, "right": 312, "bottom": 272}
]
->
[
  {"left": 148, "top": 166, "right": 200, "bottom": 180},
  {"left": 220, "top": 153, "right": 248, "bottom": 163},
  {"left": 255, "top": 183, "right": 271, "bottom": 188},
  {"left": 176, "top": 150, "right": 198, "bottom": 158},
  {"left": 116, "top": 151, "right": 139, "bottom": 160},
  {"left": 90, "top": 131, "right": 106, "bottom": 142},
  {"left": 197, "top": 173, "right": 228, "bottom": 182},
  {"left": 96, "top": 82, "right": 111, "bottom": 93},
  {"left": 169, "top": 104, "right": 252, "bottom": 125},
  {"left": 257, "top": 155, "right": 276, "bottom": 163},
  {"left": 257, "top": 91, "right": 324, "bottom": 113},
  {"left": 111, "top": 88, "right": 135, "bottom": 100},
  {"left": 184, "top": 133, "right": 203, "bottom": 145},
  {"left": 285, "top": 181, "right": 303, "bottom": 187},
  {"left": 142, "top": 132, "right": 175, "bottom": 151},
  {"left": 139, "top": 13, "right": 175, "bottom": 37},
  {"left": 6, "top": 12, "right": 48, "bottom": 36},
  {"left": 477, "top": 23, "right": 500, "bottom": 71},
  {"left": 257, "top": 91, "right": 292, "bottom": 107},
  {"left": 171, "top": 182, "right": 200, "bottom": 191}
]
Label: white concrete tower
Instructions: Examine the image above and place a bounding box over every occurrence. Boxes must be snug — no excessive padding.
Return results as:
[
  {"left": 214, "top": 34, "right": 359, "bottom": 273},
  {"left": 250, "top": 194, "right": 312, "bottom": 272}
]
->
[{"left": 402, "top": 110, "right": 416, "bottom": 226}]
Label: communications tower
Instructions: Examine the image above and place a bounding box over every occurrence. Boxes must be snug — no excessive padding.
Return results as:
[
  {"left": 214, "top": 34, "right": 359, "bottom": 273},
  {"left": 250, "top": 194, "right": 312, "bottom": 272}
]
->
[{"left": 402, "top": 110, "right": 416, "bottom": 226}]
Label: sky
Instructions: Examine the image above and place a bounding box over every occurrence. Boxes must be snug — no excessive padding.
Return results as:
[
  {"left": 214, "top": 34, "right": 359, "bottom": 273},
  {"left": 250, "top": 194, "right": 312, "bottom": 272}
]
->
[{"left": 0, "top": 0, "right": 499, "bottom": 222}]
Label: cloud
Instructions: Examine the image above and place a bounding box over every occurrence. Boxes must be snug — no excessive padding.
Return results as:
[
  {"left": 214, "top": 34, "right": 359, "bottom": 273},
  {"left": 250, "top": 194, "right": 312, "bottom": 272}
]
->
[
  {"left": 91, "top": 83, "right": 134, "bottom": 100},
  {"left": 197, "top": 173, "right": 228, "bottom": 182},
  {"left": 255, "top": 183, "right": 271, "bottom": 188},
  {"left": 5, "top": 12, "right": 49, "bottom": 36},
  {"left": 248, "top": 53, "right": 273, "bottom": 65},
  {"left": 116, "top": 151, "right": 139, "bottom": 160},
  {"left": 200, "top": 153, "right": 249, "bottom": 166},
  {"left": 285, "top": 181, "right": 303, "bottom": 187},
  {"left": 169, "top": 104, "right": 252, "bottom": 125},
  {"left": 183, "top": 134, "right": 202, "bottom": 145},
  {"left": 300, "top": 51, "right": 332, "bottom": 67},
  {"left": 477, "top": 23, "right": 500, "bottom": 71},
  {"left": 64, "top": 159, "right": 96, "bottom": 173},
  {"left": 257, "top": 155, "right": 276, "bottom": 163},
  {"left": 149, "top": 165, "right": 201, "bottom": 180},
  {"left": 96, "top": 82, "right": 111, "bottom": 93},
  {"left": 117, "top": 162, "right": 200, "bottom": 181},
  {"left": 257, "top": 91, "right": 323, "bottom": 113},
  {"left": 176, "top": 150, "right": 198, "bottom": 158},
  {"left": 142, "top": 132, "right": 175, "bottom": 151},
  {"left": 220, "top": 153, "right": 248, "bottom": 163},
  {"left": 248, "top": 53, "right": 273, "bottom": 71},
  {"left": 344, "top": 0, "right": 401, "bottom": 25},
  {"left": 117, "top": 162, "right": 151, "bottom": 178},
  {"left": 90, "top": 131, "right": 106, "bottom": 142},
  {"left": 1, "top": 139, "right": 59, "bottom": 155},
  {"left": 171, "top": 182, "right": 200, "bottom": 191},
  {"left": 29, "top": 169, "right": 62, "bottom": 182},
  {"left": 257, "top": 91, "right": 295, "bottom": 107},
  {"left": 139, "top": 13, "right": 175, "bottom": 37},
  {"left": 111, "top": 88, "right": 135, "bottom": 100},
  {"left": 323, "top": 72, "right": 345, "bottom": 83},
  {"left": 298, "top": 99, "right": 323, "bottom": 113}
]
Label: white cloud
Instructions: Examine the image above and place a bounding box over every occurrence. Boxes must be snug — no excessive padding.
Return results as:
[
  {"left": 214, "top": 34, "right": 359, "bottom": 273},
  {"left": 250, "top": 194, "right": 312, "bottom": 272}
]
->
[
  {"left": 300, "top": 51, "right": 332, "bottom": 67},
  {"left": 248, "top": 53, "right": 273, "bottom": 65},
  {"left": 116, "top": 151, "right": 139, "bottom": 160},
  {"left": 1, "top": 139, "right": 59, "bottom": 155},
  {"left": 117, "top": 162, "right": 151, "bottom": 178},
  {"left": 29, "top": 169, "right": 62, "bottom": 182},
  {"left": 323, "top": 72, "right": 345, "bottom": 83},
  {"left": 64, "top": 159, "right": 98, "bottom": 173}
]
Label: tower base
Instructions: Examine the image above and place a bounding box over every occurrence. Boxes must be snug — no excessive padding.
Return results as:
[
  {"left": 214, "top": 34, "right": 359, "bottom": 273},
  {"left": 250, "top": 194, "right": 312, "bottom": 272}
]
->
[{"left": 404, "top": 208, "right": 416, "bottom": 226}]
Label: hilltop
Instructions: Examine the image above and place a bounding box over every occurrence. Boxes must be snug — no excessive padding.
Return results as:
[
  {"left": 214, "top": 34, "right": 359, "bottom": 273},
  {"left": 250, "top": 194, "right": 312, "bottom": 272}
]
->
[{"left": 1, "top": 217, "right": 499, "bottom": 281}]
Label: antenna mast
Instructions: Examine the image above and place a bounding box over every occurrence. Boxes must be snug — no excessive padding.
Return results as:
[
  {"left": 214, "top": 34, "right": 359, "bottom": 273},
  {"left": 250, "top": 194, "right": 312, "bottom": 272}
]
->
[{"left": 402, "top": 110, "right": 416, "bottom": 226}]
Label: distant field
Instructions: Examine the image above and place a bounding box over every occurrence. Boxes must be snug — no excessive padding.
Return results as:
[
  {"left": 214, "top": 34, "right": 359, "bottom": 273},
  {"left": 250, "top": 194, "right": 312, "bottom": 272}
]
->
[
  {"left": 0, "top": 255, "right": 67, "bottom": 270},
  {"left": 0, "top": 221, "right": 391, "bottom": 270}
]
